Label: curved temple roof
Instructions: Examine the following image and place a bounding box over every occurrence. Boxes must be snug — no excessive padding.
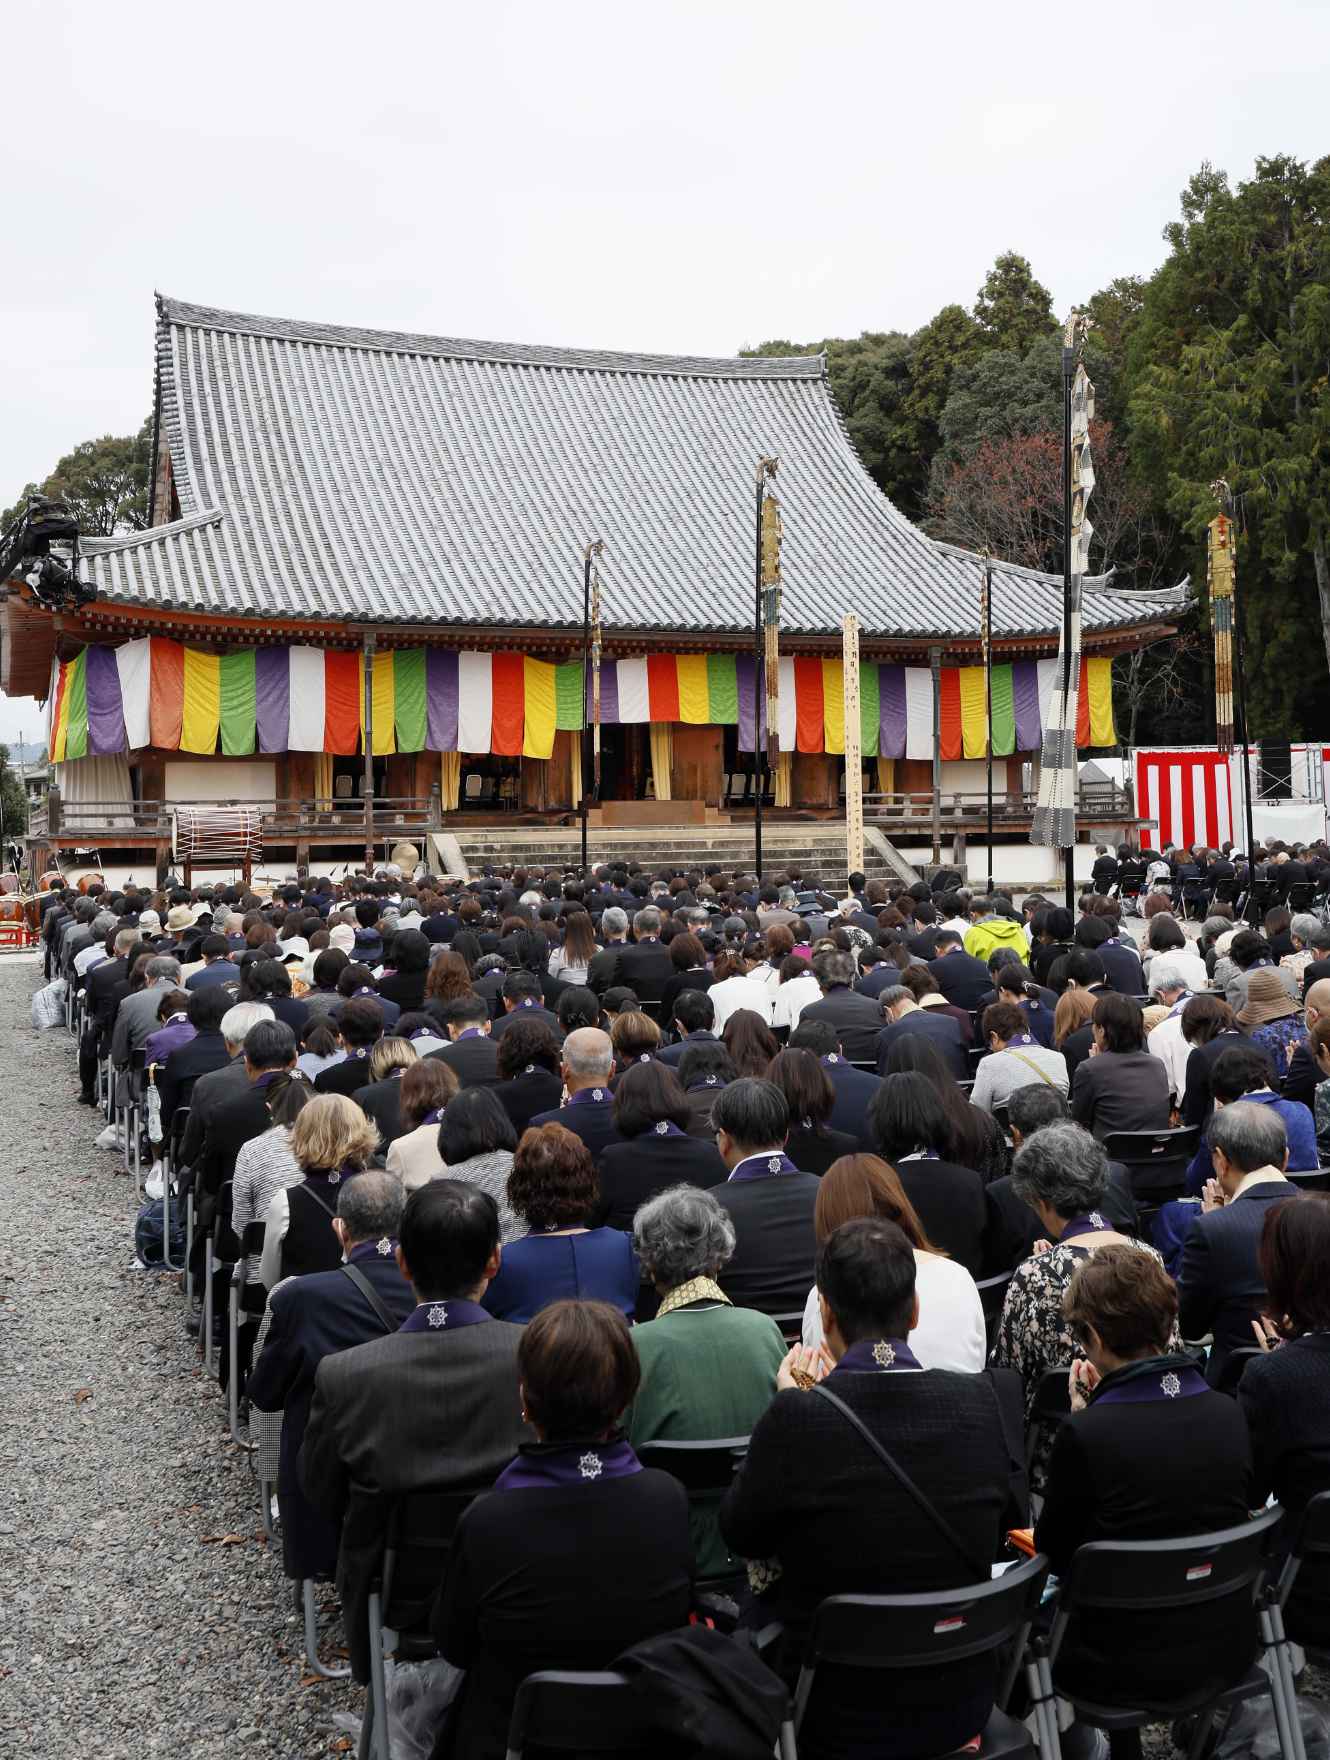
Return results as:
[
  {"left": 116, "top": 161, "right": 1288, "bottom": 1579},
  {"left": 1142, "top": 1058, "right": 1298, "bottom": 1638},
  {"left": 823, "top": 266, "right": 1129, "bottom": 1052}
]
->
[{"left": 76, "top": 295, "right": 1188, "bottom": 644}]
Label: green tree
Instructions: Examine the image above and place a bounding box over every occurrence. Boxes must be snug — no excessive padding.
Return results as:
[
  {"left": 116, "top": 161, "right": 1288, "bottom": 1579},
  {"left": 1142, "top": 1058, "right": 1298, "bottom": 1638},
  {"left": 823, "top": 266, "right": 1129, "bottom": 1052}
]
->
[
  {"left": 1126, "top": 155, "right": 1330, "bottom": 734},
  {"left": 3, "top": 416, "right": 153, "bottom": 536},
  {"left": 974, "top": 251, "right": 1057, "bottom": 355},
  {"left": 0, "top": 745, "right": 29, "bottom": 842}
]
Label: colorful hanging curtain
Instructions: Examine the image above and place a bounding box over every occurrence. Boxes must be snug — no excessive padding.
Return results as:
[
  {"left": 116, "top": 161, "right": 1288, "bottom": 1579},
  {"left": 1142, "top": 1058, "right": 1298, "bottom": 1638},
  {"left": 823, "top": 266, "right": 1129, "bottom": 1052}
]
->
[{"left": 47, "top": 641, "right": 1117, "bottom": 761}]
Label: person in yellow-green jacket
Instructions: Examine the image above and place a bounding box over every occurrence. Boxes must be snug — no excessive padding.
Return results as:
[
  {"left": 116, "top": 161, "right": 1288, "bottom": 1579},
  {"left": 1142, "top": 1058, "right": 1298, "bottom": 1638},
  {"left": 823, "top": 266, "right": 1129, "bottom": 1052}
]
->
[
  {"left": 963, "top": 895, "right": 1030, "bottom": 965},
  {"left": 625, "top": 1183, "right": 786, "bottom": 1582}
]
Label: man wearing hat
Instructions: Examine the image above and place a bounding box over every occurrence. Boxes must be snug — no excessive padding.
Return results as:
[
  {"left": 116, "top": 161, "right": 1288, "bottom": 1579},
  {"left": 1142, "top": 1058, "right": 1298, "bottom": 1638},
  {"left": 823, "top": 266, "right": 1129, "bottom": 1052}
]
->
[{"left": 1237, "top": 968, "right": 1310, "bottom": 1084}]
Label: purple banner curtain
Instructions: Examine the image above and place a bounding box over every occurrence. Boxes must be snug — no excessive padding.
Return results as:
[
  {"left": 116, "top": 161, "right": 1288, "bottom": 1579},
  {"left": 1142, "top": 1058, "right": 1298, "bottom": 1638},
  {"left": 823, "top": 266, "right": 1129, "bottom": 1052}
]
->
[
  {"left": 585, "top": 662, "right": 619, "bottom": 726},
  {"left": 736, "top": 654, "right": 769, "bottom": 754},
  {"left": 255, "top": 647, "right": 290, "bottom": 753},
  {"left": 1012, "top": 661, "right": 1042, "bottom": 752},
  {"left": 879, "top": 665, "right": 907, "bottom": 760},
  {"left": 85, "top": 644, "right": 126, "bottom": 756},
  {"left": 426, "top": 650, "right": 459, "bottom": 751}
]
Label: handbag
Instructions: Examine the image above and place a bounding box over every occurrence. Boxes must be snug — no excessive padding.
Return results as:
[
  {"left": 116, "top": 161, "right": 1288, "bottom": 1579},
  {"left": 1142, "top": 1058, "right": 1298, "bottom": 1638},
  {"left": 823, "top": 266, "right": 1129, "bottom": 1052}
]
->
[
  {"left": 339, "top": 1261, "right": 398, "bottom": 1334},
  {"left": 812, "top": 1383, "right": 991, "bottom": 1582}
]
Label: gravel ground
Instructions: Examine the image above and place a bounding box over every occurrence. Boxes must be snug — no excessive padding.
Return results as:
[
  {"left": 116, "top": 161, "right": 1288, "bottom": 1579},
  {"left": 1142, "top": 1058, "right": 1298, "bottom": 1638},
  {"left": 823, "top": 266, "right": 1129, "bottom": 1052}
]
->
[{"left": 0, "top": 956, "right": 360, "bottom": 1756}]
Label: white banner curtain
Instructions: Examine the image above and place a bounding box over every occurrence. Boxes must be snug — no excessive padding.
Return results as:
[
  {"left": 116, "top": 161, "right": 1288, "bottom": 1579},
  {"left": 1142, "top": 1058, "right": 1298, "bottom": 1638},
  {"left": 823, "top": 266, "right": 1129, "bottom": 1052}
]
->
[{"left": 54, "top": 754, "right": 136, "bottom": 829}]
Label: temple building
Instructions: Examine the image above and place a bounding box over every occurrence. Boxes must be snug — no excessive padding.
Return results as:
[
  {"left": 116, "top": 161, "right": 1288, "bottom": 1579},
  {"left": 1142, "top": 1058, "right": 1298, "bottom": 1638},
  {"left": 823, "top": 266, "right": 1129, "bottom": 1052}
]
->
[{"left": 1, "top": 295, "right": 1186, "bottom": 880}]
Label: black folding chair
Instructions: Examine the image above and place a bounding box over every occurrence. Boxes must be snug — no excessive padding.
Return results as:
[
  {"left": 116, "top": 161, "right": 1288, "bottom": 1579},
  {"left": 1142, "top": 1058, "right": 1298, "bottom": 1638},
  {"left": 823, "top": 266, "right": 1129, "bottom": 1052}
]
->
[
  {"left": 1214, "top": 1345, "right": 1263, "bottom": 1398},
  {"left": 504, "top": 1668, "right": 779, "bottom": 1760},
  {"left": 1025, "top": 1367, "right": 1071, "bottom": 1473},
  {"left": 769, "top": 1310, "right": 806, "bottom": 1344},
  {"left": 1274, "top": 1488, "right": 1330, "bottom": 1666},
  {"left": 226, "top": 1220, "right": 269, "bottom": 1446},
  {"left": 1103, "top": 1126, "right": 1200, "bottom": 1201},
  {"left": 637, "top": 1436, "right": 748, "bottom": 1592},
  {"left": 976, "top": 1269, "right": 1013, "bottom": 1354},
  {"left": 1048, "top": 1507, "right": 1293, "bottom": 1760},
  {"left": 788, "top": 1551, "right": 1054, "bottom": 1760},
  {"left": 357, "top": 1483, "right": 490, "bottom": 1760}
]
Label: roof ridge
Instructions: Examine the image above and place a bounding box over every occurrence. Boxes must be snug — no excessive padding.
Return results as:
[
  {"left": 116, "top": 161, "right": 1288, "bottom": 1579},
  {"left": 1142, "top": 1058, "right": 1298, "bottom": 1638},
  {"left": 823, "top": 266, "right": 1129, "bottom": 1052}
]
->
[
  {"left": 80, "top": 508, "right": 224, "bottom": 552},
  {"left": 154, "top": 295, "right": 826, "bottom": 381}
]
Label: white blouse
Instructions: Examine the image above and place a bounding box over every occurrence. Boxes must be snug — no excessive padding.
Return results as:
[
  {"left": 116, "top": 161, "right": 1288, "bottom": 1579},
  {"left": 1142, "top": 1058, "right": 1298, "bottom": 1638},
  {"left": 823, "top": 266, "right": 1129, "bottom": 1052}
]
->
[
  {"left": 707, "top": 974, "right": 776, "bottom": 1032},
  {"left": 801, "top": 1249, "right": 987, "bottom": 1372}
]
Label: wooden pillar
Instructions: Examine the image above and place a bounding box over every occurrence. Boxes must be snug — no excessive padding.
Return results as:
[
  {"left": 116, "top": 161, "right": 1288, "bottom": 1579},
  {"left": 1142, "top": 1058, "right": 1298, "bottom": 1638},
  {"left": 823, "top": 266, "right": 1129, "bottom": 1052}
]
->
[
  {"left": 791, "top": 753, "right": 837, "bottom": 808},
  {"left": 670, "top": 725, "right": 724, "bottom": 804},
  {"left": 361, "top": 634, "right": 375, "bottom": 872}
]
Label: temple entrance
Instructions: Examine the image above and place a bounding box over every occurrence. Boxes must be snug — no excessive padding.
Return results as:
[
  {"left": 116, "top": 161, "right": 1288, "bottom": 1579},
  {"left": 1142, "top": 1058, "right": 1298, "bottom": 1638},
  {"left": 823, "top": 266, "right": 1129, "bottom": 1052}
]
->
[{"left": 595, "top": 723, "right": 649, "bottom": 801}]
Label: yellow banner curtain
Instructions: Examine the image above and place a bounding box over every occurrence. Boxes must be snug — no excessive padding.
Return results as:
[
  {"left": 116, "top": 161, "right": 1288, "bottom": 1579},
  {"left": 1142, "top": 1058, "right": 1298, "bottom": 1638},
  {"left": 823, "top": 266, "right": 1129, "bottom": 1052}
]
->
[
  {"left": 876, "top": 756, "right": 895, "bottom": 794},
  {"left": 313, "top": 752, "right": 333, "bottom": 810},
  {"left": 648, "top": 722, "right": 673, "bottom": 802},
  {"left": 180, "top": 648, "right": 221, "bottom": 754},
  {"left": 439, "top": 750, "right": 461, "bottom": 812},
  {"left": 568, "top": 734, "right": 582, "bottom": 813},
  {"left": 774, "top": 751, "right": 793, "bottom": 808}
]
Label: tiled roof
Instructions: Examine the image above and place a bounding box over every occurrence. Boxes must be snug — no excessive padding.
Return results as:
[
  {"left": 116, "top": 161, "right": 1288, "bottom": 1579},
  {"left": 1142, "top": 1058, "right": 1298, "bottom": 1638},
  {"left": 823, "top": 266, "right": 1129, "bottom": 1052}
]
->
[{"left": 76, "top": 295, "right": 1189, "bottom": 644}]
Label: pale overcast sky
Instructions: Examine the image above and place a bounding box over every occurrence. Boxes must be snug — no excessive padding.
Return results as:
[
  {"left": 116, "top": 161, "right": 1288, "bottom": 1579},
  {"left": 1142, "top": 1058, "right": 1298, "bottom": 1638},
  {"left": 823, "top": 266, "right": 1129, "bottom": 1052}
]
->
[{"left": 3, "top": 0, "right": 1325, "bottom": 744}]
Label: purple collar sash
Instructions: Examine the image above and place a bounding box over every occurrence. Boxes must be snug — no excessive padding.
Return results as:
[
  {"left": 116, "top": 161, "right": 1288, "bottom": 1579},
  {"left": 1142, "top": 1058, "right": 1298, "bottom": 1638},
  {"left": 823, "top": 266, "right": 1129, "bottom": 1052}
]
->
[
  {"left": 253, "top": 1069, "right": 287, "bottom": 1089},
  {"left": 646, "top": 1120, "right": 687, "bottom": 1138},
  {"left": 408, "top": 1028, "right": 439, "bottom": 1043},
  {"left": 833, "top": 1337, "right": 923, "bottom": 1376},
  {"left": 1004, "top": 1033, "right": 1036, "bottom": 1048},
  {"left": 1059, "top": 1211, "right": 1112, "bottom": 1243},
  {"left": 687, "top": 1075, "right": 724, "bottom": 1090},
  {"left": 569, "top": 1085, "right": 611, "bottom": 1105},
  {"left": 398, "top": 1297, "right": 492, "bottom": 1334},
  {"left": 348, "top": 1237, "right": 398, "bottom": 1265},
  {"left": 495, "top": 1437, "right": 642, "bottom": 1491},
  {"left": 455, "top": 1027, "right": 486, "bottom": 1041},
  {"left": 1091, "top": 1356, "right": 1209, "bottom": 1406},
  {"left": 421, "top": 1107, "right": 446, "bottom": 1126},
  {"left": 729, "top": 1151, "right": 801, "bottom": 1182},
  {"left": 345, "top": 1045, "right": 371, "bottom": 1061}
]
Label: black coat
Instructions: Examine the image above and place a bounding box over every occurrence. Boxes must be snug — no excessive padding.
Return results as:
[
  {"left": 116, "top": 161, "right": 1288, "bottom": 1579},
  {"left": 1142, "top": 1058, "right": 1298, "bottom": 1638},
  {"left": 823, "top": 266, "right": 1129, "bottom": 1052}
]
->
[
  {"left": 376, "top": 969, "right": 427, "bottom": 1011},
  {"left": 495, "top": 1068, "right": 563, "bottom": 1135},
  {"left": 201, "top": 1078, "right": 280, "bottom": 1196},
  {"left": 874, "top": 1010, "right": 968, "bottom": 1080},
  {"left": 179, "top": 1055, "right": 251, "bottom": 1170},
  {"left": 895, "top": 1157, "right": 988, "bottom": 1276},
  {"left": 928, "top": 949, "right": 991, "bottom": 1011},
  {"left": 1036, "top": 1371, "right": 1254, "bottom": 1707},
  {"left": 720, "top": 1366, "right": 1026, "bottom": 1760},
  {"left": 315, "top": 1051, "right": 379, "bottom": 1098},
  {"left": 657, "top": 1029, "right": 719, "bottom": 1069},
  {"left": 982, "top": 1161, "right": 1139, "bottom": 1276},
  {"left": 158, "top": 1029, "right": 232, "bottom": 1134},
  {"left": 798, "top": 987, "right": 886, "bottom": 1063},
  {"left": 1282, "top": 1039, "right": 1323, "bottom": 1111},
  {"left": 658, "top": 969, "right": 716, "bottom": 1025},
  {"left": 714, "top": 1171, "right": 820, "bottom": 1316},
  {"left": 427, "top": 1035, "right": 501, "bottom": 1089},
  {"left": 782, "top": 1123, "right": 858, "bottom": 1179},
  {"left": 1183, "top": 1031, "right": 1275, "bottom": 1128},
  {"left": 820, "top": 1056, "right": 883, "bottom": 1146},
  {"left": 433, "top": 1467, "right": 692, "bottom": 1760},
  {"left": 530, "top": 1096, "right": 624, "bottom": 1164},
  {"left": 1178, "top": 1181, "right": 1293, "bottom": 1385},
  {"left": 596, "top": 1133, "right": 728, "bottom": 1230},
  {"left": 1070, "top": 1049, "right": 1172, "bottom": 1140},
  {"left": 613, "top": 939, "right": 675, "bottom": 1001},
  {"left": 300, "top": 1317, "right": 529, "bottom": 1683},
  {"left": 353, "top": 1074, "right": 406, "bottom": 1151},
  {"left": 491, "top": 1003, "right": 563, "bottom": 1042},
  {"left": 1098, "top": 939, "right": 1146, "bottom": 997},
  {"left": 245, "top": 1252, "right": 415, "bottom": 1579}
]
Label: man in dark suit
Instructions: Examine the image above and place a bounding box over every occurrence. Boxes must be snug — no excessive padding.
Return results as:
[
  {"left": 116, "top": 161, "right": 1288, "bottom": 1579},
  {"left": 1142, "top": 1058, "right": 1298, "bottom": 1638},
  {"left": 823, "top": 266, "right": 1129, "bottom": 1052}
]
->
[
  {"left": 178, "top": 1000, "right": 276, "bottom": 1170},
  {"left": 612, "top": 907, "right": 674, "bottom": 1001},
  {"left": 657, "top": 989, "right": 717, "bottom": 1067},
  {"left": 927, "top": 932, "right": 991, "bottom": 1012},
  {"left": 854, "top": 947, "right": 903, "bottom": 1000},
  {"left": 530, "top": 1027, "right": 622, "bottom": 1162},
  {"left": 300, "top": 1179, "right": 528, "bottom": 1682},
  {"left": 798, "top": 949, "right": 887, "bottom": 1063},
  {"left": 875, "top": 987, "right": 968, "bottom": 1080},
  {"left": 789, "top": 1020, "right": 883, "bottom": 1144},
  {"left": 186, "top": 935, "right": 241, "bottom": 992},
  {"left": 720, "top": 1216, "right": 1026, "bottom": 1760},
  {"left": 157, "top": 985, "right": 234, "bottom": 1136},
  {"left": 1076, "top": 915, "right": 1146, "bottom": 996},
  {"left": 426, "top": 994, "right": 501, "bottom": 1088},
  {"left": 1178, "top": 1100, "right": 1295, "bottom": 1387},
  {"left": 200, "top": 1018, "right": 299, "bottom": 1199},
  {"left": 585, "top": 907, "right": 629, "bottom": 996},
  {"left": 247, "top": 1170, "right": 414, "bottom": 1581},
  {"left": 315, "top": 998, "right": 386, "bottom": 1097},
  {"left": 712, "top": 1078, "right": 820, "bottom": 1317},
  {"left": 490, "top": 970, "right": 563, "bottom": 1042}
]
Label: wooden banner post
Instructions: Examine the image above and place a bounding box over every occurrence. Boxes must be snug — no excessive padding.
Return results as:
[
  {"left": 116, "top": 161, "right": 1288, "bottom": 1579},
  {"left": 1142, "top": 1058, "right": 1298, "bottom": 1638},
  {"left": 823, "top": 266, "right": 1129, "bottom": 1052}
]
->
[{"left": 842, "top": 613, "right": 864, "bottom": 879}]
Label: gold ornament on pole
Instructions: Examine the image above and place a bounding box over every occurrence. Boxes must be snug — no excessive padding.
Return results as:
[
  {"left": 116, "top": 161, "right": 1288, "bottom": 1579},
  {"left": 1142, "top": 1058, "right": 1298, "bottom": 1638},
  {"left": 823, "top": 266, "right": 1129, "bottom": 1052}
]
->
[
  {"left": 1206, "top": 489, "right": 1235, "bottom": 755},
  {"left": 760, "top": 460, "right": 782, "bottom": 775}
]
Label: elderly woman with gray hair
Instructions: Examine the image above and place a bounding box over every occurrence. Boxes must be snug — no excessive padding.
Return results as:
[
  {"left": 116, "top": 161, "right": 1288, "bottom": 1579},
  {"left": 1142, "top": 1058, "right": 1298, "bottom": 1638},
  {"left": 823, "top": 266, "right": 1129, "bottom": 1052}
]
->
[
  {"left": 626, "top": 1184, "right": 787, "bottom": 1578},
  {"left": 991, "top": 1120, "right": 1177, "bottom": 1490}
]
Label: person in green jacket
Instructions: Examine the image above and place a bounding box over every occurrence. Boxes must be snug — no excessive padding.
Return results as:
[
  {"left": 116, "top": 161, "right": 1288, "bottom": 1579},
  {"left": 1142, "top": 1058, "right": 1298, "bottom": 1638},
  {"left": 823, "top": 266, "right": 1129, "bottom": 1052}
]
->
[
  {"left": 627, "top": 1184, "right": 787, "bottom": 1582},
  {"left": 963, "top": 895, "right": 1030, "bottom": 965}
]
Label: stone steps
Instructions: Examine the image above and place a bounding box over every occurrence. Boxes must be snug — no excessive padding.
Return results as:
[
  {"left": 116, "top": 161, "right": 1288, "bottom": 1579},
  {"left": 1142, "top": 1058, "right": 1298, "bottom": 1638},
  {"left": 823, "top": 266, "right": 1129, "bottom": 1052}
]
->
[{"left": 451, "top": 822, "right": 907, "bottom": 887}]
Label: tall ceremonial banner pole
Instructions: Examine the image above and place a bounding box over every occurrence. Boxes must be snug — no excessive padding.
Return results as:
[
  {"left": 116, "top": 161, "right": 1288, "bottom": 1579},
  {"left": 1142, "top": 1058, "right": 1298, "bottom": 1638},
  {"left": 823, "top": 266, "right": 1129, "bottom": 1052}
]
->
[
  {"left": 1031, "top": 311, "right": 1093, "bottom": 911},
  {"left": 754, "top": 457, "right": 781, "bottom": 881},
  {"left": 843, "top": 614, "right": 864, "bottom": 881},
  {"left": 580, "top": 539, "right": 604, "bottom": 878},
  {"left": 982, "top": 557, "right": 994, "bottom": 895},
  {"left": 361, "top": 631, "right": 376, "bottom": 873},
  {"left": 1211, "top": 481, "right": 1257, "bottom": 898}
]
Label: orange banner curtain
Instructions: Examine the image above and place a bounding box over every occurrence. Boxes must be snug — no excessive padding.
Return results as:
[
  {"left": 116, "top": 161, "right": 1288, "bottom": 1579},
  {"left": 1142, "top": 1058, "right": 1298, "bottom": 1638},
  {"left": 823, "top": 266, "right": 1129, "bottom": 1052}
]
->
[
  {"left": 323, "top": 650, "right": 362, "bottom": 754},
  {"left": 490, "top": 652, "right": 526, "bottom": 756},
  {"left": 149, "top": 638, "right": 185, "bottom": 750},
  {"left": 794, "top": 657, "right": 824, "bottom": 753}
]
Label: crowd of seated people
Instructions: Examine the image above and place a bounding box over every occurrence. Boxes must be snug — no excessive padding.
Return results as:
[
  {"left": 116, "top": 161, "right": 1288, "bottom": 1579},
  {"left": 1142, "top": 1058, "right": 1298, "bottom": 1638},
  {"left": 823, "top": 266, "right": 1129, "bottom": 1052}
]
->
[{"left": 37, "top": 852, "right": 1330, "bottom": 1758}]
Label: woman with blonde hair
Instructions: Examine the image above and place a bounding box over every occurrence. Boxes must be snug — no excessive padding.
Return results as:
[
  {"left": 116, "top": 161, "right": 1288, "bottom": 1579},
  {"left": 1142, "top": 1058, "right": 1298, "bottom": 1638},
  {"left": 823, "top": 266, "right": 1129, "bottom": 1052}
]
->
[
  {"left": 800, "top": 1154, "right": 985, "bottom": 1369},
  {"left": 353, "top": 1035, "right": 419, "bottom": 1153},
  {"left": 1053, "top": 984, "right": 1099, "bottom": 1086},
  {"left": 258, "top": 1092, "right": 381, "bottom": 1286}
]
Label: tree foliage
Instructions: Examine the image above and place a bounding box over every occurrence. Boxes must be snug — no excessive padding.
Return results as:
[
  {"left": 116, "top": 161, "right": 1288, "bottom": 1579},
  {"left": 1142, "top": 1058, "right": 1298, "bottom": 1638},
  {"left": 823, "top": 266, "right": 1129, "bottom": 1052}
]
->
[
  {"left": 0, "top": 746, "right": 29, "bottom": 841},
  {"left": 3, "top": 417, "right": 153, "bottom": 537},
  {"left": 973, "top": 251, "right": 1057, "bottom": 355}
]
